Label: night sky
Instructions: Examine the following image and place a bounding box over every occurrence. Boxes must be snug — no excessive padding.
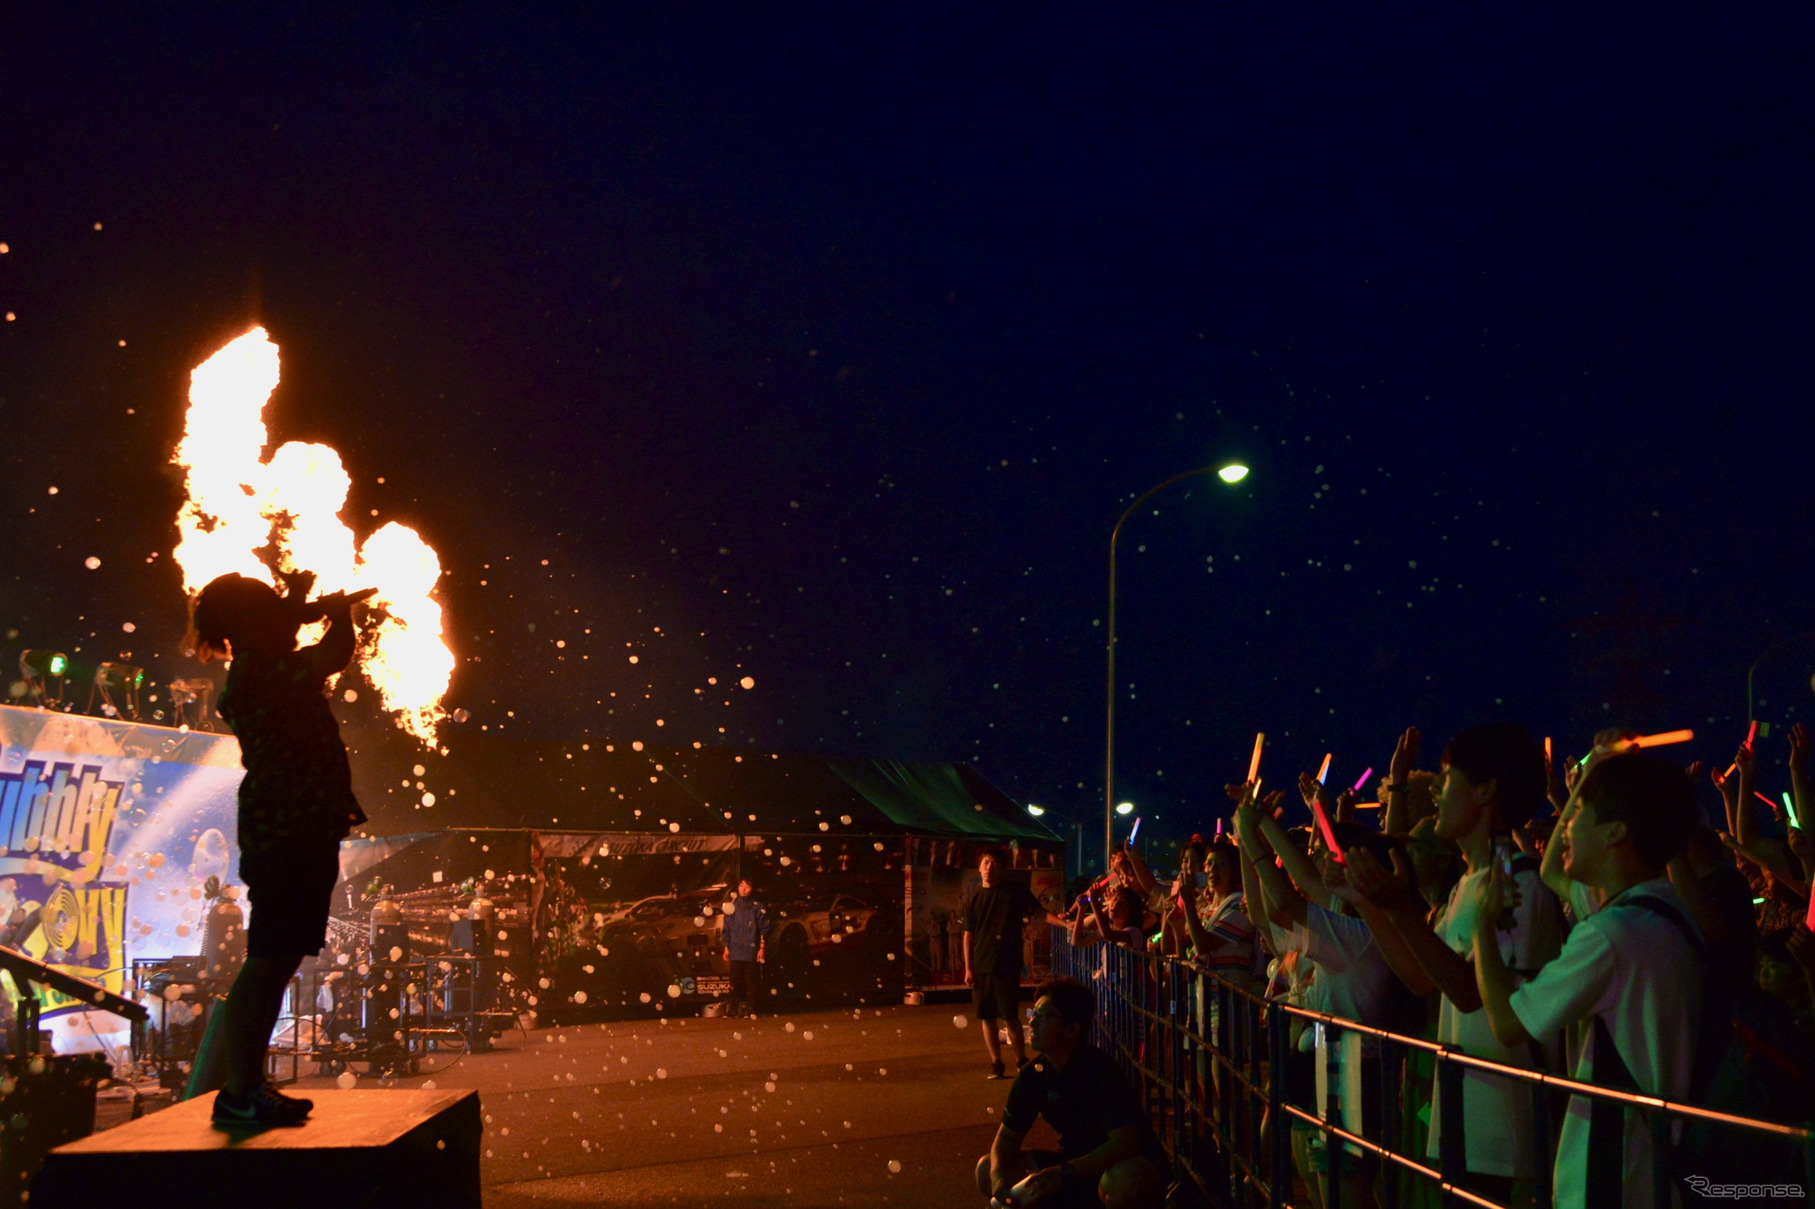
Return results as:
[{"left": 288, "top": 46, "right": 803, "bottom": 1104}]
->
[{"left": 4, "top": 9, "right": 1813, "bottom": 846}]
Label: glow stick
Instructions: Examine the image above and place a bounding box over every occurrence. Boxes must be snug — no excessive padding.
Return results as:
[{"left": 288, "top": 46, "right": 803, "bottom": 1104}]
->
[
  {"left": 1630, "top": 728, "right": 1694, "bottom": 749},
  {"left": 1316, "top": 753, "right": 1333, "bottom": 785},
  {"left": 1127, "top": 816, "right": 1141, "bottom": 845},
  {"left": 1746, "top": 720, "right": 1759, "bottom": 750},
  {"left": 1353, "top": 801, "right": 1381, "bottom": 810},
  {"left": 1544, "top": 736, "right": 1552, "bottom": 765},
  {"left": 1351, "top": 767, "right": 1373, "bottom": 793},
  {"left": 1247, "top": 733, "right": 1265, "bottom": 782},
  {"left": 1754, "top": 791, "right": 1778, "bottom": 810},
  {"left": 1806, "top": 888, "right": 1815, "bottom": 934},
  {"left": 1786, "top": 792, "right": 1801, "bottom": 831},
  {"left": 1310, "top": 798, "right": 1345, "bottom": 864},
  {"left": 1214, "top": 819, "right": 1224, "bottom": 840}
]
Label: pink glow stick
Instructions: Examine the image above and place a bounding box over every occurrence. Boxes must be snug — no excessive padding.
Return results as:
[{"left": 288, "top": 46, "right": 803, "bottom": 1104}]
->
[
  {"left": 1350, "top": 767, "right": 1373, "bottom": 794},
  {"left": 1310, "top": 798, "right": 1345, "bottom": 865}
]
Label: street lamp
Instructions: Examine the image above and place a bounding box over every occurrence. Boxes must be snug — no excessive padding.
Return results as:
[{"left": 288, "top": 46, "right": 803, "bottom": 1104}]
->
[
  {"left": 1747, "top": 629, "right": 1815, "bottom": 723},
  {"left": 1103, "top": 464, "right": 1249, "bottom": 869},
  {"left": 1026, "top": 804, "right": 1094, "bottom": 878},
  {"left": 1115, "top": 801, "right": 1135, "bottom": 815}
]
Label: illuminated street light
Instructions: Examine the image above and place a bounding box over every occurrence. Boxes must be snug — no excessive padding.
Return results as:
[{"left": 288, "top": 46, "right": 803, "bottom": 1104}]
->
[
  {"left": 1025, "top": 804, "right": 1046, "bottom": 817},
  {"left": 1104, "top": 464, "right": 1249, "bottom": 868},
  {"left": 1115, "top": 801, "right": 1135, "bottom": 816}
]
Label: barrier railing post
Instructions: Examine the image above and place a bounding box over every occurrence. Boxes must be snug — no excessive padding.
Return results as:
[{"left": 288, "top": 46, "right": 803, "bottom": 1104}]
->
[
  {"left": 1529, "top": 1070, "right": 1552, "bottom": 1209},
  {"left": 1378, "top": 1035, "right": 1400, "bottom": 1209},
  {"left": 1268, "top": 999, "right": 1288, "bottom": 1209},
  {"left": 1247, "top": 988, "right": 1264, "bottom": 1209},
  {"left": 1437, "top": 1050, "right": 1466, "bottom": 1207},
  {"left": 1649, "top": 1107, "right": 1671, "bottom": 1209}
]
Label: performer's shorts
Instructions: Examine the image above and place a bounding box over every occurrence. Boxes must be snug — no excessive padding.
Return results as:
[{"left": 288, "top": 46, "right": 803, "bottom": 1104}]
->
[
  {"left": 239, "top": 842, "right": 341, "bottom": 961},
  {"left": 972, "top": 969, "right": 1022, "bottom": 1022}
]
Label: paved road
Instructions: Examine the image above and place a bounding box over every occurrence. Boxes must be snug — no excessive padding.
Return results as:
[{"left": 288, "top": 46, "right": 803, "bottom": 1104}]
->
[{"left": 287, "top": 1002, "right": 1054, "bottom": 1207}]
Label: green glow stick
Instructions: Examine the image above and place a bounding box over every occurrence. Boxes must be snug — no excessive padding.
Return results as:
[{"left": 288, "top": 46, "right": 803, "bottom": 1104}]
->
[{"left": 1784, "top": 791, "right": 1801, "bottom": 831}]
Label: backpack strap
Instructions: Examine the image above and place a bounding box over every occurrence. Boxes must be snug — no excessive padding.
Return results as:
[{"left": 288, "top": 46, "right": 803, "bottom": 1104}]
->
[
  {"left": 1584, "top": 892, "right": 1706, "bottom": 1201},
  {"left": 1588, "top": 1014, "right": 1639, "bottom": 1209}
]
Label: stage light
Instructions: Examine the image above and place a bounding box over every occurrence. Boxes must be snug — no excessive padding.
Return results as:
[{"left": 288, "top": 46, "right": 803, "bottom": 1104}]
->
[
  {"left": 18, "top": 650, "right": 68, "bottom": 708},
  {"left": 1115, "top": 801, "right": 1135, "bottom": 816},
  {"left": 1217, "top": 463, "right": 1250, "bottom": 484},
  {"left": 90, "top": 663, "right": 144, "bottom": 721},
  {"left": 1025, "top": 804, "right": 1046, "bottom": 817},
  {"left": 167, "top": 678, "right": 217, "bottom": 732}
]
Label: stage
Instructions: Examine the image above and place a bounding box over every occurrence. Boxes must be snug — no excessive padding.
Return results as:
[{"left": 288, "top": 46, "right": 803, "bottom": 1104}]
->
[{"left": 71, "top": 1001, "right": 1037, "bottom": 1208}]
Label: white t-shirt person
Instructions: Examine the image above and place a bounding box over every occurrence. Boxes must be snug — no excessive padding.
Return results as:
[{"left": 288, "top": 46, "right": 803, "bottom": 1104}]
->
[
  {"left": 1427, "top": 863, "right": 1564, "bottom": 1178},
  {"left": 1295, "top": 902, "right": 1395, "bottom": 1153},
  {"left": 1507, "top": 878, "right": 1701, "bottom": 1209}
]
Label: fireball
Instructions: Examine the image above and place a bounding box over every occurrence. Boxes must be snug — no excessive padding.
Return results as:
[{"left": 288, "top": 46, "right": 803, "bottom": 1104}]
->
[{"left": 172, "top": 327, "right": 453, "bottom": 742}]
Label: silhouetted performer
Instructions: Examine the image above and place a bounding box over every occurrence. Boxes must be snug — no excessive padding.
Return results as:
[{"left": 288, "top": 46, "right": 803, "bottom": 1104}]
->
[{"left": 184, "top": 571, "right": 373, "bottom": 1127}]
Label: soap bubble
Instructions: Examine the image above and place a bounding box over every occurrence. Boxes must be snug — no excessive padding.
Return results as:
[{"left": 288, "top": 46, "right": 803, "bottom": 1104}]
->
[
  {"left": 953, "top": 1014, "right": 969, "bottom": 1028},
  {"left": 739, "top": 676, "right": 755, "bottom": 689},
  {"left": 887, "top": 1160, "right": 902, "bottom": 1173},
  {"left": 336, "top": 1071, "right": 357, "bottom": 1090}
]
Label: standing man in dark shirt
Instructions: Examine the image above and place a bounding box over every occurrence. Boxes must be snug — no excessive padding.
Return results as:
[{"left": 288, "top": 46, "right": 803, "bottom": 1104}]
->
[
  {"left": 964, "top": 848, "right": 1069, "bottom": 1078},
  {"left": 184, "top": 571, "right": 373, "bottom": 1128},
  {"left": 721, "top": 876, "right": 770, "bottom": 1018},
  {"left": 974, "top": 977, "right": 1165, "bottom": 1208}
]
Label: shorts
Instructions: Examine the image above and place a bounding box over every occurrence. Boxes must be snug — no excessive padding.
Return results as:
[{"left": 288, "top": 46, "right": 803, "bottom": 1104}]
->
[
  {"left": 239, "top": 842, "right": 342, "bottom": 960},
  {"left": 972, "top": 969, "right": 1022, "bottom": 1022}
]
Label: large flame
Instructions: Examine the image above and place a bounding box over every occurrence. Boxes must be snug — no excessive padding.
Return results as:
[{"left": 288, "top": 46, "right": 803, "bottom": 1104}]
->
[{"left": 172, "top": 327, "right": 453, "bottom": 743}]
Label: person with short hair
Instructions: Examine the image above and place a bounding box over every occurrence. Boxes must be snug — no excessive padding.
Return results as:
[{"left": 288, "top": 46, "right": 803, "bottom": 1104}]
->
[
  {"left": 974, "top": 978, "right": 1165, "bottom": 1208},
  {"left": 965, "top": 848, "right": 1070, "bottom": 1078},
  {"left": 182, "top": 571, "right": 374, "bottom": 1129},
  {"left": 1472, "top": 750, "right": 1702, "bottom": 1209},
  {"left": 1336, "top": 722, "right": 1565, "bottom": 1202},
  {"left": 722, "top": 875, "right": 769, "bottom": 1018}
]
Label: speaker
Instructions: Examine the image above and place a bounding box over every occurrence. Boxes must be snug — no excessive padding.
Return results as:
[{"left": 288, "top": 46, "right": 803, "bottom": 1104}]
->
[{"left": 448, "top": 919, "right": 492, "bottom": 956}]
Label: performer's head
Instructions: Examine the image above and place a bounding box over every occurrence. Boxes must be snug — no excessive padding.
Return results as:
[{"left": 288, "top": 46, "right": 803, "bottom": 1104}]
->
[{"left": 188, "top": 573, "right": 297, "bottom": 662}]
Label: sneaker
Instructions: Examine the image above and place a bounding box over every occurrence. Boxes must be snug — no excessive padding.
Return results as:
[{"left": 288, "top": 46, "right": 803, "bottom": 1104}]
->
[
  {"left": 213, "top": 1082, "right": 312, "bottom": 1129},
  {"left": 987, "top": 1060, "right": 1006, "bottom": 1080}
]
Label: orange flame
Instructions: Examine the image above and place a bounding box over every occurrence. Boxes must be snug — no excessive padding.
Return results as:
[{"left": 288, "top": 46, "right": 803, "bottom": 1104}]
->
[{"left": 172, "top": 327, "right": 453, "bottom": 743}]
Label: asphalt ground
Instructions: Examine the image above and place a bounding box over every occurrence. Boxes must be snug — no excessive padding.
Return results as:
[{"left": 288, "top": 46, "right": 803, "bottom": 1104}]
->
[{"left": 280, "top": 1002, "right": 1059, "bottom": 1208}]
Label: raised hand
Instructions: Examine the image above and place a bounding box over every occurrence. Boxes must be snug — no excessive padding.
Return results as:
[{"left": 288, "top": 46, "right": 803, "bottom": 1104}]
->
[
  {"left": 1335, "top": 788, "right": 1357, "bottom": 824},
  {"left": 1470, "top": 861, "right": 1509, "bottom": 930},
  {"left": 1343, "top": 846, "right": 1419, "bottom": 912},
  {"left": 1297, "top": 771, "right": 1323, "bottom": 809},
  {"left": 1389, "top": 727, "right": 1421, "bottom": 786}
]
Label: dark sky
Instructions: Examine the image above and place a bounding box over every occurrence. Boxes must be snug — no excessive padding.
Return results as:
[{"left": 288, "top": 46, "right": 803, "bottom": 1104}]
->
[{"left": 3, "top": 8, "right": 1813, "bottom": 844}]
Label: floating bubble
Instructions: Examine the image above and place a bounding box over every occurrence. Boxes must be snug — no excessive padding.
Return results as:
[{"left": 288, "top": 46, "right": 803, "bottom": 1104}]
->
[
  {"left": 573, "top": 990, "right": 588, "bottom": 1004},
  {"left": 739, "top": 676, "right": 755, "bottom": 690},
  {"left": 84, "top": 557, "right": 101, "bottom": 570},
  {"left": 336, "top": 1071, "right": 357, "bottom": 1090},
  {"left": 887, "top": 1160, "right": 902, "bottom": 1174},
  {"left": 666, "top": 984, "right": 681, "bottom": 998},
  {"left": 953, "top": 1014, "right": 969, "bottom": 1029}
]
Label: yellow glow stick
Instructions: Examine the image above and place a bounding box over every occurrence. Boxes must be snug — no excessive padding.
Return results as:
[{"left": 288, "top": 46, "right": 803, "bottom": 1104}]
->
[
  {"left": 1247, "top": 733, "right": 1265, "bottom": 782},
  {"left": 1316, "top": 753, "right": 1333, "bottom": 785}
]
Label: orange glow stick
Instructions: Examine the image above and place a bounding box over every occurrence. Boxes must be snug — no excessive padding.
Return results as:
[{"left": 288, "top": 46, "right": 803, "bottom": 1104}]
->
[
  {"left": 1310, "top": 798, "right": 1344, "bottom": 864},
  {"left": 1247, "top": 733, "right": 1265, "bottom": 782},
  {"left": 1316, "top": 753, "right": 1333, "bottom": 785},
  {"left": 1628, "top": 728, "right": 1694, "bottom": 750},
  {"left": 1544, "top": 736, "right": 1553, "bottom": 765}
]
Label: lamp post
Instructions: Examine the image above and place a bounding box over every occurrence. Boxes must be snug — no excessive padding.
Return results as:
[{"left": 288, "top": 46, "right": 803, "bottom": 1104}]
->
[
  {"left": 1103, "top": 464, "right": 1248, "bottom": 870},
  {"left": 1746, "top": 629, "right": 1815, "bottom": 724}
]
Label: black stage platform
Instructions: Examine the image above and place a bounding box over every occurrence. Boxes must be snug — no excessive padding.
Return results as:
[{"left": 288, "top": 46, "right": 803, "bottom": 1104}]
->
[{"left": 32, "top": 1088, "right": 482, "bottom": 1209}]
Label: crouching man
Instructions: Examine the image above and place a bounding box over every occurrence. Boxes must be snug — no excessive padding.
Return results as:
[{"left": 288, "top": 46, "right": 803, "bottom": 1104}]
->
[{"left": 974, "top": 977, "right": 1166, "bottom": 1208}]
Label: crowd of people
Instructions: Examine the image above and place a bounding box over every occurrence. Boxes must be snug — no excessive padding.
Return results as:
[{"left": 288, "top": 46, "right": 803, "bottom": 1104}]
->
[{"left": 980, "top": 721, "right": 1815, "bottom": 1209}]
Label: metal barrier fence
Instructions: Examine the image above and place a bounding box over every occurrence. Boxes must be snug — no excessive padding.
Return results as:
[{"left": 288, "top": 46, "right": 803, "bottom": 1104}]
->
[{"left": 1048, "top": 930, "right": 1815, "bottom": 1209}]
